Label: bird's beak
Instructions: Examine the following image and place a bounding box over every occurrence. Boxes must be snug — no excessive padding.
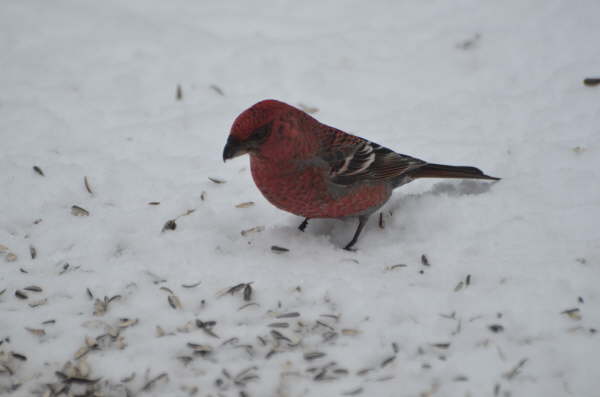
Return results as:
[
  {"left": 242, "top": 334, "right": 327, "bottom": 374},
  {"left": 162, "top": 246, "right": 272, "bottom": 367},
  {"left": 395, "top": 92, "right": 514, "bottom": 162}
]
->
[{"left": 222, "top": 135, "right": 248, "bottom": 162}]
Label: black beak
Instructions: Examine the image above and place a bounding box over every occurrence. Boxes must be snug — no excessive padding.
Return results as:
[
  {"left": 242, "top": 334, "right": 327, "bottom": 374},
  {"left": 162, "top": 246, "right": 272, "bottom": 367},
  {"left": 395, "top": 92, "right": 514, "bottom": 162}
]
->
[{"left": 223, "top": 135, "right": 244, "bottom": 162}]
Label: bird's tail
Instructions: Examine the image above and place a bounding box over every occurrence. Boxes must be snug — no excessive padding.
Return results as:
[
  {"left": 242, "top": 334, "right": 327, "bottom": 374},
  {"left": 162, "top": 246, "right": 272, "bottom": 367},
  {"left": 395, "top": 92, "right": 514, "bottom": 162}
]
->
[{"left": 410, "top": 163, "right": 500, "bottom": 181}]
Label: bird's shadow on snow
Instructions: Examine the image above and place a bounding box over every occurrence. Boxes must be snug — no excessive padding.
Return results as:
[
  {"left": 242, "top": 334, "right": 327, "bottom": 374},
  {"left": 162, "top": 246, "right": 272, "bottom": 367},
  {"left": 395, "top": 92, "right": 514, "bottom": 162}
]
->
[{"left": 278, "top": 180, "right": 497, "bottom": 249}]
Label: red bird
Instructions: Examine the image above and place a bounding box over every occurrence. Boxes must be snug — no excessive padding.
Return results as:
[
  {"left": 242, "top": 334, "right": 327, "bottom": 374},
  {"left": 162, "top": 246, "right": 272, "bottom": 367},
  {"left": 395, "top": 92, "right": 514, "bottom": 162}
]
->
[{"left": 223, "top": 99, "right": 499, "bottom": 250}]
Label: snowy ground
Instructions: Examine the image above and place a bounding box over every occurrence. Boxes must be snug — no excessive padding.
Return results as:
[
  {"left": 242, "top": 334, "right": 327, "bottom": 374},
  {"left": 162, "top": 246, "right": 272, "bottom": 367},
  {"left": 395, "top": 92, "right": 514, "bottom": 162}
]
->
[{"left": 1, "top": 0, "right": 600, "bottom": 396}]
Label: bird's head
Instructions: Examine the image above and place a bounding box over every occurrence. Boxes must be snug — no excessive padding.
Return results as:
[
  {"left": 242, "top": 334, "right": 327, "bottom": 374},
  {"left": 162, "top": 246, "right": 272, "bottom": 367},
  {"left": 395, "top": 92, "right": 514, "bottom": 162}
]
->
[{"left": 223, "top": 99, "right": 296, "bottom": 161}]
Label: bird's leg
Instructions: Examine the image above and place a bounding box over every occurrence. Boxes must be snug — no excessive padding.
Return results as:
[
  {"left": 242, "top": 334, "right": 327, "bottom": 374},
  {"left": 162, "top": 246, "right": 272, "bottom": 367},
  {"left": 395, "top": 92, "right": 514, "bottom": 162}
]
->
[
  {"left": 298, "top": 218, "right": 310, "bottom": 232},
  {"left": 344, "top": 215, "right": 369, "bottom": 251}
]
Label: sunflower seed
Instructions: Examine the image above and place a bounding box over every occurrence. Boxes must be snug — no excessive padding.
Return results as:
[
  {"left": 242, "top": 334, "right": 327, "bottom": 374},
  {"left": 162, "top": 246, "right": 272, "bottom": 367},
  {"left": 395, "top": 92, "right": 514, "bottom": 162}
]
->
[
  {"left": 162, "top": 219, "right": 177, "bottom": 232},
  {"left": 454, "top": 281, "right": 464, "bottom": 292},
  {"left": 270, "top": 330, "right": 292, "bottom": 342},
  {"left": 176, "top": 84, "right": 183, "bottom": 100},
  {"left": 342, "top": 387, "right": 363, "bottom": 395},
  {"left": 42, "top": 319, "right": 55, "bottom": 325},
  {"left": 11, "top": 352, "right": 27, "bottom": 361},
  {"left": 238, "top": 302, "right": 259, "bottom": 311},
  {"left": 84, "top": 176, "right": 93, "bottom": 194},
  {"left": 276, "top": 312, "right": 300, "bottom": 319},
  {"left": 243, "top": 283, "right": 253, "bottom": 301},
  {"left": 385, "top": 264, "right": 407, "bottom": 271},
  {"left": 562, "top": 308, "right": 581, "bottom": 320},
  {"left": 118, "top": 318, "right": 139, "bottom": 328},
  {"left": 0, "top": 364, "right": 14, "bottom": 376},
  {"left": 504, "top": 358, "right": 528, "bottom": 380},
  {"left": 268, "top": 322, "right": 289, "bottom": 328},
  {"left": 316, "top": 320, "right": 334, "bottom": 331},
  {"left": 15, "top": 290, "right": 28, "bottom": 300},
  {"left": 33, "top": 165, "right": 45, "bottom": 176},
  {"left": 55, "top": 371, "right": 101, "bottom": 384},
  {"left": 74, "top": 346, "right": 90, "bottom": 360},
  {"left": 489, "top": 324, "right": 504, "bottom": 333},
  {"left": 210, "top": 84, "right": 224, "bottom": 96},
  {"left": 208, "top": 177, "right": 226, "bottom": 184},
  {"left": 24, "top": 285, "right": 42, "bottom": 292},
  {"left": 182, "top": 281, "right": 201, "bottom": 288},
  {"left": 271, "top": 245, "right": 289, "bottom": 253},
  {"left": 26, "top": 327, "right": 46, "bottom": 336},
  {"left": 341, "top": 329, "right": 360, "bottom": 336},
  {"left": 240, "top": 226, "right": 264, "bottom": 236},
  {"left": 381, "top": 356, "right": 395, "bottom": 368},
  {"left": 421, "top": 254, "right": 430, "bottom": 266},
  {"left": 219, "top": 282, "right": 247, "bottom": 296},
  {"left": 431, "top": 343, "right": 451, "bottom": 349},
  {"left": 141, "top": 372, "right": 168, "bottom": 391},
  {"left": 148, "top": 201, "right": 160, "bottom": 205},
  {"left": 235, "top": 202, "right": 255, "bottom": 208},
  {"left": 187, "top": 343, "right": 212, "bottom": 355},
  {"left": 168, "top": 294, "right": 182, "bottom": 309},
  {"left": 583, "top": 78, "right": 600, "bottom": 87},
  {"left": 304, "top": 352, "right": 325, "bottom": 361},
  {"left": 71, "top": 205, "right": 89, "bottom": 216},
  {"left": 29, "top": 245, "right": 37, "bottom": 259}
]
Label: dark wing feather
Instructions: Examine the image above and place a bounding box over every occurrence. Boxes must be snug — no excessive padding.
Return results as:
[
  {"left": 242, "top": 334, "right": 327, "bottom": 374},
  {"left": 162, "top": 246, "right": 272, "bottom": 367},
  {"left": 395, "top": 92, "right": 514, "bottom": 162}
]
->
[{"left": 319, "top": 131, "right": 426, "bottom": 186}]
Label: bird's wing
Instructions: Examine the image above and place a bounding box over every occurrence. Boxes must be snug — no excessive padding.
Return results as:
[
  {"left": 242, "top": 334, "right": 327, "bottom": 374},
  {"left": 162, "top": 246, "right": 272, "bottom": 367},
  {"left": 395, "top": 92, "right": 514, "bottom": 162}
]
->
[{"left": 318, "top": 130, "right": 426, "bottom": 186}]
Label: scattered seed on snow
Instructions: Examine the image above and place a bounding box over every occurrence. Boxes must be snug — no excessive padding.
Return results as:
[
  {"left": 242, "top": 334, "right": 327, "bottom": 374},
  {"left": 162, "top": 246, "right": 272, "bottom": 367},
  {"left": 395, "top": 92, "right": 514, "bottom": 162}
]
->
[
  {"left": 11, "top": 352, "right": 27, "bottom": 361},
  {"left": 208, "top": 177, "right": 226, "bottom": 184},
  {"left": 162, "top": 219, "right": 177, "bottom": 232},
  {"left": 29, "top": 245, "right": 37, "bottom": 259},
  {"left": 182, "top": 281, "right": 201, "bottom": 288},
  {"left": 304, "top": 352, "right": 326, "bottom": 361},
  {"left": 84, "top": 176, "right": 93, "bottom": 194},
  {"left": 148, "top": 201, "right": 160, "bottom": 205},
  {"left": 583, "top": 77, "right": 600, "bottom": 86},
  {"left": 562, "top": 308, "right": 581, "bottom": 320},
  {"left": 271, "top": 245, "right": 289, "bottom": 253},
  {"left": 33, "top": 165, "right": 45, "bottom": 176},
  {"left": 141, "top": 372, "right": 169, "bottom": 391},
  {"left": 342, "top": 387, "right": 364, "bottom": 395},
  {"left": 118, "top": 318, "right": 139, "bottom": 328},
  {"left": 241, "top": 226, "right": 264, "bottom": 236},
  {"left": 275, "top": 312, "right": 300, "bottom": 319},
  {"left": 341, "top": 329, "right": 360, "bottom": 336},
  {"left": 168, "top": 294, "right": 183, "bottom": 310},
  {"left": 489, "top": 324, "right": 504, "bottom": 333},
  {"left": 25, "top": 327, "right": 46, "bottom": 336},
  {"left": 5, "top": 252, "right": 17, "bottom": 262},
  {"left": 385, "top": 264, "right": 406, "bottom": 271},
  {"left": 235, "top": 201, "right": 255, "bottom": 208},
  {"left": 380, "top": 355, "right": 396, "bottom": 368},
  {"left": 24, "top": 285, "right": 42, "bottom": 292},
  {"left": 15, "top": 290, "right": 28, "bottom": 300},
  {"left": 210, "top": 84, "right": 225, "bottom": 96},
  {"left": 71, "top": 205, "right": 90, "bottom": 216},
  {"left": 421, "top": 254, "right": 430, "bottom": 266},
  {"left": 504, "top": 358, "right": 528, "bottom": 380},
  {"left": 243, "top": 283, "right": 253, "bottom": 301}
]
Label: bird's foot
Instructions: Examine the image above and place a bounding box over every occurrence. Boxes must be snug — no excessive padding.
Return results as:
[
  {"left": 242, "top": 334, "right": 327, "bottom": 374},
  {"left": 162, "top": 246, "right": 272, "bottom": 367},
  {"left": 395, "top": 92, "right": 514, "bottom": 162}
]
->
[{"left": 298, "top": 218, "right": 309, "bottom": 232}]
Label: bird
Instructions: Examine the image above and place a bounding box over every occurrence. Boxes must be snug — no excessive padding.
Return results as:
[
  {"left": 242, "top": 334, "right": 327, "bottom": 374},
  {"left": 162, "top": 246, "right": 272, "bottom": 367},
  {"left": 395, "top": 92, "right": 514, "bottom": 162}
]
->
[{"left": 223, "top": 99, "right": 499, "bottom": 250}]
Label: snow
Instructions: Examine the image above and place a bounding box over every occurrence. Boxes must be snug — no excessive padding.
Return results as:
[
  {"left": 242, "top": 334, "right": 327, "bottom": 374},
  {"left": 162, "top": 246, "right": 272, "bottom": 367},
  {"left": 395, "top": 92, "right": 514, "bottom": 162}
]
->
[{"left": 1, "top": 0, "right": 599, "bottom": 396}]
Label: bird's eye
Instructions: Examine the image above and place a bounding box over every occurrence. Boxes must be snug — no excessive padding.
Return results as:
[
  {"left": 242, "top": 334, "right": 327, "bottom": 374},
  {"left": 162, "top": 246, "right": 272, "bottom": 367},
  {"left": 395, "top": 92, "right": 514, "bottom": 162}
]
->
[{"left": 253, "top": 124, "right": 270, "bottom": 141}]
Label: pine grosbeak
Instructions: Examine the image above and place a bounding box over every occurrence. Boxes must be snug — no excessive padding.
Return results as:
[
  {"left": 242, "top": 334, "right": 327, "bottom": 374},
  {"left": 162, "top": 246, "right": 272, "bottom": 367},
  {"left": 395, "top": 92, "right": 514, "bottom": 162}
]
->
[{"left": 223, "top": 99, "right": 499, "bottom": 250}]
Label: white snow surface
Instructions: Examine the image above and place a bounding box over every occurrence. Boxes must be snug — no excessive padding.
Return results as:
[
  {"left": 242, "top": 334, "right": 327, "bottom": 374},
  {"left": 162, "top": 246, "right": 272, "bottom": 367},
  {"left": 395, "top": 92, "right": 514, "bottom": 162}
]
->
[{"left": 1, "top": 0, "right": 599, "bottom": 396}]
